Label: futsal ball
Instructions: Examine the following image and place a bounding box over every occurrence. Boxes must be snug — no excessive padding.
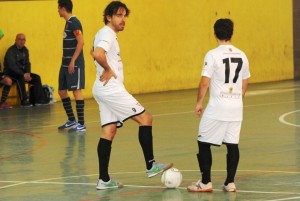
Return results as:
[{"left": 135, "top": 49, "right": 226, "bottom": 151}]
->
[{"left": 161, "top": 168, "right": 182, "bottom": 188}]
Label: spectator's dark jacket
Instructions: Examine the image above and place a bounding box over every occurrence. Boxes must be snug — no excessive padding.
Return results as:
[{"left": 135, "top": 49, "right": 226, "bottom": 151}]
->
[{"left": 4, "top": 44, "right": 31, "bottom": 76}]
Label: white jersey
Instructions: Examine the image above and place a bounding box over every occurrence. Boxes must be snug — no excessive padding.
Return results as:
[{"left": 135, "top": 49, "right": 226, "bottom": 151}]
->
[
  {"left": 202, "top": 45, "right": 250, "bottom": 121},
  {"left": 93, "top": 26, "right": 124, "bottom": 83},
  {"left": 92, "top": 26, "right": 145, "bottom": 128}
]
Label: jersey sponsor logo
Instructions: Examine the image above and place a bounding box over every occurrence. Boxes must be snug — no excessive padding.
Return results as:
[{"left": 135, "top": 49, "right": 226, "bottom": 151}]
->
[{"left": 220, "top": 91, "right": 241, "bottom": 99}]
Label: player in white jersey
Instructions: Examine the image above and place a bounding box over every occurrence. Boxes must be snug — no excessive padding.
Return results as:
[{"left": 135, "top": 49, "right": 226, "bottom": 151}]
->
[
  {"left": 187, "top": 19, "right": 250, "bottom": 193},
  {"left": 91, "top": 1, "right": 172, "bottom": 190}
]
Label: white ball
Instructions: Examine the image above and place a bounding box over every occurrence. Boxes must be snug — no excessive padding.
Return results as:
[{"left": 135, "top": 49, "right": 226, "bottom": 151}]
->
[{"left": 161, "top": 168, "right": 182, "bottom": 188}]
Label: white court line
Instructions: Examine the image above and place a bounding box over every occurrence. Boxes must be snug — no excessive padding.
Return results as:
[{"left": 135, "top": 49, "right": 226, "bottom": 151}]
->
[
  {"left": 278, "top": 110, "right": 300, "bottom": 128},
  {"left": 265, "top": 197, "right": 300, "bottom": 201},
  {"left": 1, "top": 181, "right": 300, "bottom": 196}
]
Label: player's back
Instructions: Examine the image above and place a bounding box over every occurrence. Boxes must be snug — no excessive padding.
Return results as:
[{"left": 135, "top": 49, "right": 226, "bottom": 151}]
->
[{"left": 202, "top": 45, "right": 250, "bottom": 121}]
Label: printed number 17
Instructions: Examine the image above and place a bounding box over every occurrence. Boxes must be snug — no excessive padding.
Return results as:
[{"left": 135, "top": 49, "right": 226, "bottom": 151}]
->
[{"left": 223, "top": 58, "right": 243, "bottom": 84}]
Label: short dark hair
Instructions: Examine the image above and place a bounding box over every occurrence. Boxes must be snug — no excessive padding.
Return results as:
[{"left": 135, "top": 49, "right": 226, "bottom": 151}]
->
[
  {"left": 58, "top": 0, "right": 73, "bottom": 13},
  {"left": 214, "top": 18, "right": 234, "bottom": 41},
  {"left": 103, "top": 1, "right": 130, "bottom": 24}
]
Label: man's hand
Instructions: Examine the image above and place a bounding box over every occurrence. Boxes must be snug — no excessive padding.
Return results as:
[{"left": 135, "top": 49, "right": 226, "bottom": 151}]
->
[
  {"left": 195, "top": 102, "right": 204, "bottom": 117},
  {"left": 100, "top": 69, "right": 117, "bottom": 86},
  {"left": 68, "top": 60, "right": 75, "bottom": 74},
  {"left": 24, "top": 73, "right": 32, "bottom": 82}
]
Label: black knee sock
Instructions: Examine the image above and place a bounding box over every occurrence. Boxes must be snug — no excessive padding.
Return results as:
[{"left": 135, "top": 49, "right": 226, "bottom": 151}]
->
[
  {"left": 139, "top": 126, "right": 155, "bottom": 170},
  {"left": 62, "top": 97, "right": 75, "bottom": 122},
  {"left": 1, "top": 85, "right": 11, "bottom": 103},
  {"left": 197, "top": 141, "right": 212, "bottom": 184},
  {"left": 98, "top": 138, "right": 112, "bottom": 182},
  {"left": 225, "top": 144, "right": 239, "bottom": 185},
  {"left": 76, "top": 100, "right": 84, "bottom": 125}
]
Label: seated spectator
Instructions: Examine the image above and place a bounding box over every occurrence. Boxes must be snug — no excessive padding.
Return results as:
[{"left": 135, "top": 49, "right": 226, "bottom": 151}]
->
[
  {"left": 0, "top": 28, "right": 13, "bottom": 109},
  {"left": 3, "top": 33, "right": 49, "bottom": 106}
]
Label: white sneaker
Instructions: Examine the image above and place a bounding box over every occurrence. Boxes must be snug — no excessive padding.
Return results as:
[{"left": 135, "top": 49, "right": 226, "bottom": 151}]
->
[
  {"left": 96, "top": 179, "right": 123, "bottom": 190},
  {"left": 187, "top": 180, "right": 213, "bottom": 192},
  {"left": 223, "top": 183, "right": 236, "bottom": 192}
]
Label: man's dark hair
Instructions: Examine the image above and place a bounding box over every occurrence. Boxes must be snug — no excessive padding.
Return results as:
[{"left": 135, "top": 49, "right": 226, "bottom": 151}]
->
[
  {"left": 58, "top": 0, "right": 73, "bottom": 13},
  {"left": 214, "top": 18, "right": 234, "bottom": 41},
  {"left": 103, "top": 1, "right": 130, "bottom": 24}
]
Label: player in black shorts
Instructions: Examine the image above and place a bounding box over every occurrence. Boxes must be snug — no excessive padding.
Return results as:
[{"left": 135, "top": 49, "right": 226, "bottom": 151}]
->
[{"left": 57, "top": 0, "right": 85, "bottom": 132}]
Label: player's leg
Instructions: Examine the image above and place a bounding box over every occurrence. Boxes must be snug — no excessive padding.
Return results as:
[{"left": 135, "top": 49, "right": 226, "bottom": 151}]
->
[
  {"left": 222, "top": 121, "right": 241, "bottom": 192},
  {"left": 98, "top": 124, "right": 116, "bottom": 182},
  {"left": 58, "top": 68, "right": 76, "bottom": 129},
  {"left": 187, "top": 117, "right": 227, "bottom": 192},
  {"left": 132, "top": 111, "right": 173, "bottom": 178},
  {"left": 224, "top": 143, "right": 239, "bottom": 192},
  {"left": 0, "top": 76, "right": 12, "bottom": 109},
  {"left": 198, "top": 141, "right": 212, "bottom": 184},
  {"left": 69, "top": 68, "right": 86, "bottom": 131},
  {"left": 96, "top": 103, "right": 123, "bottom": 190},
  {"left": 187, "top": 141, "right": 213, "bottom": 192}
]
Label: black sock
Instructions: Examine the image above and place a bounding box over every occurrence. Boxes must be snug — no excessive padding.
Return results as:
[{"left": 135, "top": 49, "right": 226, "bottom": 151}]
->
[
  {"left": 98, "top": 138, "right": 112, "bottom": 182},
  {"left": 139, "top": 126, "right": 155, "bottom": 170},
  {"left": 225, "top": 144, "right": 239, "bottom": 185},
  {"left": 62, "top": 97, "right": 75, "bottom": 122},
  {"left": 76, "top": 100, "right": 84, "bottom": 125},
  {"left": 197, "top": 141, "right": 212, "bottom": 184},
  {"left": 1, "top": 85, "right": 11, "bottom": 103}
]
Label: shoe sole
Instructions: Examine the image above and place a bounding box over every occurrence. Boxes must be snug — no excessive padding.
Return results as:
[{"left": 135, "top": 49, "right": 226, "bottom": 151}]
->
[
  {"left": 187, "top": 187, "right": 213, "bottom": 192},
  {"left": 223, "top": 187, "right": 236, "bottom": 192},
  {"left": 57, "top": 124, "right": 77, "bottom": 130},
  {"left": 96, "top": 183, "right": 123, "bottom": 190},
  {"left": 147, "top": 163, "right": 174, "bottom": 178}
]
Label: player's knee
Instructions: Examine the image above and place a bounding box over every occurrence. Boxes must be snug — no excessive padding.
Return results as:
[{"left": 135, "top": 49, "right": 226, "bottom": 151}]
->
[
  {"left": 142, "top": 112, "right": 152, "bottom": 125},
  {"left": 102, "top": 126, "right": 117, "bottom": 141},
  {"left": 73, "top": 89, "right": 83, "bottom": 99},
  {"left": 58, "top": 90, "right": 68, "bottom": 98},
  {"left": 5, "top": 78, "right": 12, "bottom": 86}
]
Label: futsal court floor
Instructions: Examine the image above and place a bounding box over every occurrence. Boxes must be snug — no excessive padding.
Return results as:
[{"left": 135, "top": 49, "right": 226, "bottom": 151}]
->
[{"left": 0, "top": 80, "right": 300, "bottom": 201}]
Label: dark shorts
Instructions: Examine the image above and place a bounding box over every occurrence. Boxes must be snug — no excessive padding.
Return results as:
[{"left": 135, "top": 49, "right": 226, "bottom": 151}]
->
[{"left": 58, "top": 67, "right": 85, "bottom": 91}]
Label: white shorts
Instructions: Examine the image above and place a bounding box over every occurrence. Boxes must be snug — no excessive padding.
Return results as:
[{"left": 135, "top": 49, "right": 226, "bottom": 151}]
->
[
  {"left": 92, "top": 78, "right": 145, "bottom": 128},
  {"left": 198, "top": 116, "right": 242, "bottom": 146}
]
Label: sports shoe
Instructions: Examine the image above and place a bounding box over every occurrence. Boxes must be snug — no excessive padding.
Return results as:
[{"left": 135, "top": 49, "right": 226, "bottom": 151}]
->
[
  {"left": 146, "top": 162, "right": 173, "bottom": 178},
  {"left": 0, "top": 102, "right": 12, "bottom": 109},
  {"left": 69, "top": 124, "right": 86, "bottom": 132},
  {"left": 20, "top": 100, "right": 32, "bottom": 107},
  {"left": 187, "top": 180, "right": 213, "bottom": 192},
  {"left": 35, "top": 101, "right": 50, "bottom": 106},
  {"left": 223, "top": 183, "right": 236, "bottom": 192},
  {"left": 96, "top": 179, "right": 123, "bottom": 190},
  {"left": 58, "top": 120, "right": 77, "bottom": 129}
]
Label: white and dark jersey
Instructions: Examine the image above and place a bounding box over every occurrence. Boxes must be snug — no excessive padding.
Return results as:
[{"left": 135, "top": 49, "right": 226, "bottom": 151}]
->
[
  {"left": 62, "top": 16, "right": 84, "bottom": 68},
  {"left": 93, "top": 26, "right": 124, "bottom": 82},
  {"left": 202, "top": 45, "right": 250, "bottom": 121}
]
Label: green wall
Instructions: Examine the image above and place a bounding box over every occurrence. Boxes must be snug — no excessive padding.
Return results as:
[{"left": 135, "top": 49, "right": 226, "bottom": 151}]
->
[{"left": 0, "top": 0, "right": 294, "bottom": 99}]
